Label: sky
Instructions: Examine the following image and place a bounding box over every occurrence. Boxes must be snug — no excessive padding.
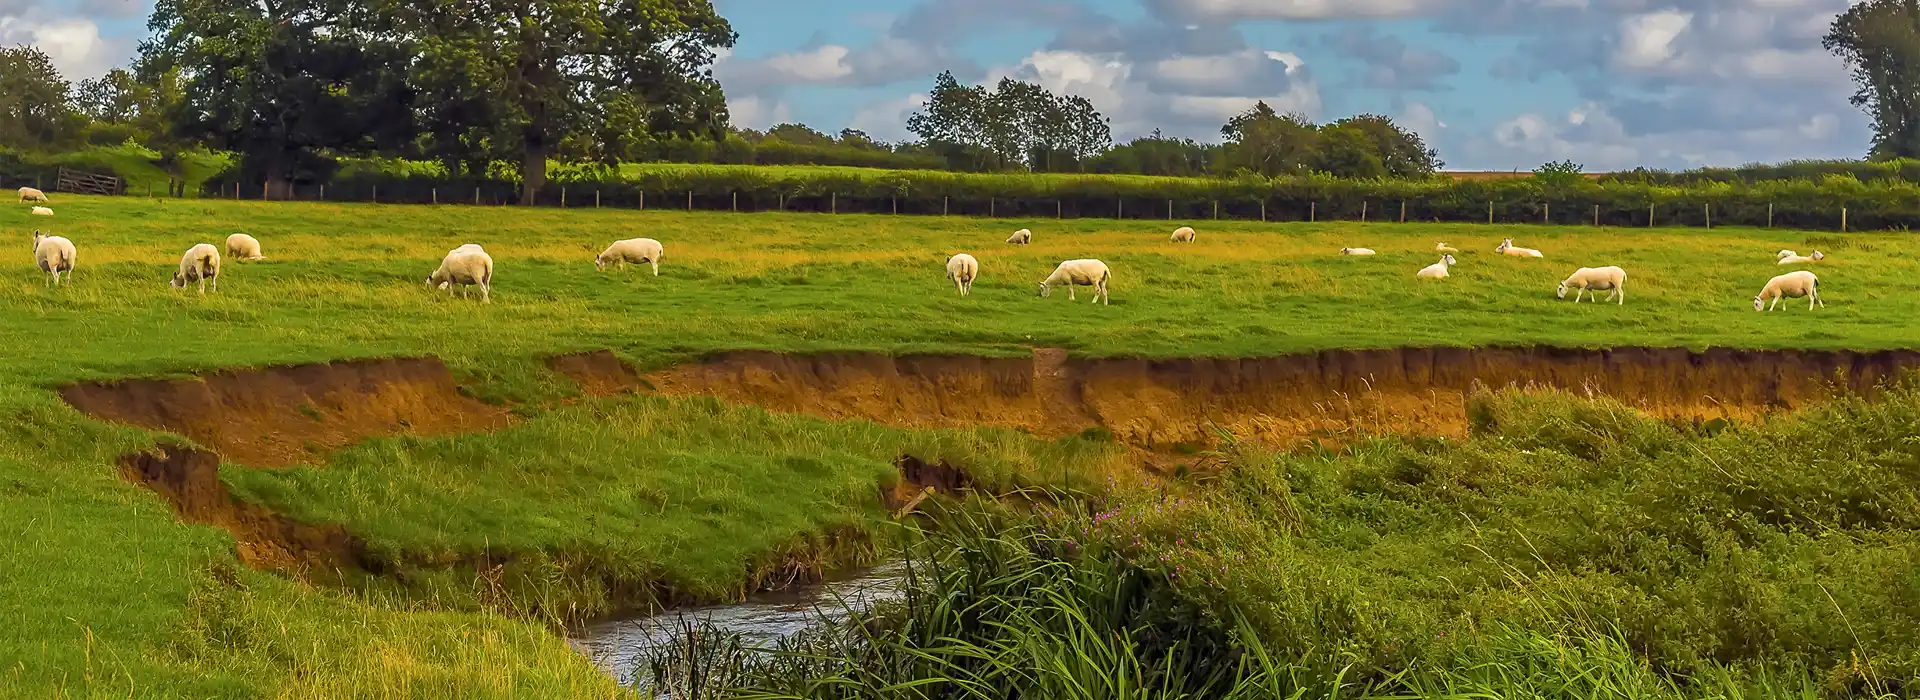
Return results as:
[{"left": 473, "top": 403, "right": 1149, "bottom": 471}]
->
[{"left": 12, "top": 0, "right": 1875, "bottom": 171}]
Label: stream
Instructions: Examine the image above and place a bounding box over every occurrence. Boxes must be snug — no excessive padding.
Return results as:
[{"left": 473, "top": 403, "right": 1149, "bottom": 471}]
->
[{"left": 568, "top": 561, "right": 909, "bottom": 686}]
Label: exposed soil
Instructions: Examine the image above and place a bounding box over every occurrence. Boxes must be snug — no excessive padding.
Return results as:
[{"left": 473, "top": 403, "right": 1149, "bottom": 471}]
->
[
  {"left": 615, "top": 346, "right": 1920, "bottom": 449},
  {"left": 121, "top": 443, "right": 368, "bottom": 577},
  {"left": 61, "top": 357, "right": 513, "bottom": 467},
  {"left": 547, "top": 350, "right": 648, "bottom": 396}
]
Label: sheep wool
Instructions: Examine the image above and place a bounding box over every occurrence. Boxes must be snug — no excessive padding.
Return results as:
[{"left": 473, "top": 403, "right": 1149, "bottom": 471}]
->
[
  {"left": 1006, "top": 229, "right": 1031, "bottom": 245},
  {"left": 1416, "top": 254, "right": 1456, "bottom": 280},
  {"left": 18, "top": 187, "right": 47, "bottom": 203},
  {"left": 32, "top": 232, "right": 75, "bottom": 286},
  {"left": 1340, "top": 247, "right": 1377, "bottom": 256},
  {"left": 1170, "top": 226, "right": 1196, "bottom": 242},
  {"left": 1754, "top": 271, "right": 1823, "bottom": 311},
  {"left": 226, "top": 233, "right": 266, "bottom": 261},
  {"left": 429, "top": 244, "right": 494, "bottom": 303},
  {"left": 945, "top": 253, "right": 978, "bottom": 296},
  {"left": 170, "top": 243, "right": 221, "bottom": 294},
  {"left": 596, "top": 238, "right": 664, "bottom": 275},
  {"left": 1039, "top": 259, "right": 1110, "bottom": 305},
  {"left": 1556, "top": 266, "right": 1626, "bottom": 304}
]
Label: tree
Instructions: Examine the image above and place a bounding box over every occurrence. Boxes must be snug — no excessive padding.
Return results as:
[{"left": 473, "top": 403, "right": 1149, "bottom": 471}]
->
[
  {"left": 0, "top": 46, "right": 86, "bottom": 150},
  {"left": 1826, "top": 0, "right": 1920, "bottom": 158},
  {"left": 907, "top": 72, "right": 1109, "bottom": 172},
  {"left": 142, "top": 0, "right": 418, "bottom": 196},
  {"left": 1328, "top": 114, "right": 1440, "bottom": 177},
  {"left": 1220, "top": 101, "right": 1319, "bottom": 177},
  {"left": 387, "top": 0, "right": 737, "bottom": 203},
  {"left": 1312, "top": 124, "right": 1386, "bottom": 178},
  {"left": 836, "top": 128, "right": 883, "bottom": 151},
  {"left": 768, "top": 123, "right": 833, "bottom": 146},
  {"left": 75, "top": 69, "right": 143, "bottom": 124},
  {"left": 907, "top": 71, "right": 989, "bottom": 169}
]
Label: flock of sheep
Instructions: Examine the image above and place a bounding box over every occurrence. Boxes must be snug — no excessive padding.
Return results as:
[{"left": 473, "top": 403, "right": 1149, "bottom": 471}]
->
[{"left": 19, "top": 186, "right": 1829, "bottom": 312}]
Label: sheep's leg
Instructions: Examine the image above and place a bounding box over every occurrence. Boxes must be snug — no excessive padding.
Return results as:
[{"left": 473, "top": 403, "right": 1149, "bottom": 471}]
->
[
  {"left": 651, "top": 260, "right": 659, "bottom": 276},
  {"left": 1614, "top": 287, "right": 1623, "bottom": 305},
  {"left": 481, "top": 282, "right": 491, "bottom": 304},
  {"left": 1068, "top": 285, "right": 1076, "bottom": 300}
]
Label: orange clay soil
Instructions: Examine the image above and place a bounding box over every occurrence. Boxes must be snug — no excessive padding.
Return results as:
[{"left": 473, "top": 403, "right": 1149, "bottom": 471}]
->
[
  {"left": 591, "top": 346, "right": 1920, "bottom": 450},
  {"left": 60, "top": 356, "right": 512, "bottom": 468}
]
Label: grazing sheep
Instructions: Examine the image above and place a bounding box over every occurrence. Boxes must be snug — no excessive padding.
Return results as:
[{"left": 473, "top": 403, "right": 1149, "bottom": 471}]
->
[
  {"left": 170, "top": 243, "right": 221, "bottom": 294},
  {"left": 1754, "top": 270, "right": 1823, "bottom": 311},
  {"left": 32, "top": 232, "right": 74, "bottom": 286},
  {"left": 1556, "top": 266, "right": 1626, "bottom": 304},
  {"left": 1171, "top": 226, "right": 1195, "bottom": 242},
  {"left": 595, "top": 237, "right": 664, "bottom": 275},
  {"left": 1495, "top": 238, "right": 1544, "bottom": 258},
  {"left": 1006, "top": 228, "right": 1032, "bottom": 245},
  {"left": 18, "top": 187, "right": 46, "bottom": 203},
  {"left": 1038, "top": 258, "right": 1110, "bottom": 305},
  {"left": 1778, "top": 250, "right": 1825, "bottom": 265},
  {"left": 225, "top": 233, "right": 265, "bottom": 261},
  {"left": 1416, "top": 254, "right": 1456, "bottom": 280},
  {"left": 428, "top": 244, "right": 494, "bottom": 303},
  {"left": 945, "top": 253, "right": 978, "bottom": 296},
  {"left": 30, "top": 206, "right": 51, "bottom": 216},
  {"left": 1436, "top": 242, "right": 1460, "bottom": 253},
  {"left": 1339, "top": 247, "right": 1377, "bottom": 256}
]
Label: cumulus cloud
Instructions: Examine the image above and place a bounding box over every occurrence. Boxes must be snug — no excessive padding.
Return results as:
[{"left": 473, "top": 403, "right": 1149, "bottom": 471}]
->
[
  {"left": 1144, "top": 0, "right": 1442, "bottom": 21},
  {"left": 987, "top": 44, "right": 1319, "bottom": 141},
  {"left": 1325, "top": 26, "right": 1461, "bottom": 91},
  {"left": 1464, "top": 100, "right": 1856, "bottom": 170},
  {"left": 848, "top": 93, "right": 929, "bottom": 143},
  {"left": 0, "top": 16, "right": 131, "bottom": 82}
]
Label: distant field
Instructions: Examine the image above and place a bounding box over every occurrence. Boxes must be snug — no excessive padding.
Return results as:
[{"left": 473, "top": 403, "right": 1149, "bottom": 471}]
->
[{"left": 3, "top": 194, "right": 1915, "bottom": 697}]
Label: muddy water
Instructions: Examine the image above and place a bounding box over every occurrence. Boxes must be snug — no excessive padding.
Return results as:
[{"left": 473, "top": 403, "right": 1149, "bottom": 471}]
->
[{"left": 568, "top": 561, "right": 907, "bottom": 686}]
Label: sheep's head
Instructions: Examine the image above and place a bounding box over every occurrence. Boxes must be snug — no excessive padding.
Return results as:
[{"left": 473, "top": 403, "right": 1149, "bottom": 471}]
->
[
  {"left": 1037, "top": 282, "right": 1051, "bottom": 297},
  {"left": 1443, "top": 254, "right": 1456, "bottom": 266},
  {"left": 1339, "top": 247, "right": 1350, "bottom": 254},
  {"left": 31, "top": 232, "right": 44, "bottom": 250},
  {"left": 169, "top": 273, "right": 187, "bottom": 289},
  {"left": 1753, "top": 295, "right": 1765, "bottom": 311},
  {"left": 594, "top": 254, "right": 609, "bottom": 271},
  {"left": 1496, "top": 239, "right": 1512, "bottom": 251},
  {"left": 1812, "top": 250, "right": 1825, "bottom": 260},
  {"left": 1556, "top": 280, "right": 1569, "bottom": 298}
]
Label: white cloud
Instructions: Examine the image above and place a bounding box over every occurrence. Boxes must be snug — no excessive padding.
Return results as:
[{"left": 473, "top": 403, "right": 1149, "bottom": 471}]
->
[
  {"left": 1614, "top": 10, "right": 1693, "bottom": 70},
  {"left": 0, "top": 16, "right": 124, "bottom": 81},
  {"left": 763, "top": 44, "right": 853, "bottom": 82},
  {"left": 1151, "top": 0, "right": 1439, "bottom": 20},
  {"left": 848, "top": 93, "right": 927, "bottom": 142},
  {"left": 987, "top": 47, "right": 1318, "bottom": 140},
  {"left": 1398, "top": 102, "right": 1446, "bottom": 142},
  {"left": 1471, "top": 100, "right": 1852, "bottom": 170},
  {"left": 726, "top": 95, "right": 794, "bottom": 130}
]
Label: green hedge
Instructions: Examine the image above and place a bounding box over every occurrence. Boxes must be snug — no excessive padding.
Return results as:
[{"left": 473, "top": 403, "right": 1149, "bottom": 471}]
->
[
  {"left": 1603, "top": 158, "right": 1920, "bottom": 186},
  {"left": 198, "top": 163, "right": 1920, "bottom": 231}
]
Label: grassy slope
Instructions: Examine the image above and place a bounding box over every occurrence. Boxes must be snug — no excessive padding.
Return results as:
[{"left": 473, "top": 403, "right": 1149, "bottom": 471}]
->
[{"left": 3, "top": 194, "right": 1917, "bottom": 697}]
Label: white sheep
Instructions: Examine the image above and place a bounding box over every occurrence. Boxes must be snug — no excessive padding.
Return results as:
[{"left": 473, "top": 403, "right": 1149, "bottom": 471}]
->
[
  {"left": 1006, "top": 228, "right": 1031, "bottom": 245},
  {"left": 595, "top": 238, "right": 664, "bottom": 275},
  {"left": 1436, "top": 242, "right": 1460, "bottom": 253},
  {"left": 1495, "top": 238, "right": 1544, "bottom": 258},
  {"left": 428, "top": 244, "right": 494, "bottom": 303},
  {"left": 30, "top": 206, "right": 51, "bottom": 216},
  {"left": 18, "top": 187, "right": 46, "bottom": 203},
  {"left": 1339, "top": 247, "right": 1377, "bottom": 256},
  {"left": 945, "top": 253, "right": 978, "bottom": 296},
  {"left": 1038, "top": 259, "right": 1110, "bottom": 305},
  {"left": 1754, "top": 270, "right": 1823, "bottom": 311},
  {"left": 1775, "top": 249, "right": 1798, "bottom": 261},
  {"left": 170, "top": 243, "right": 221, "bottom": 294},
  {"left": 1170, "top": 226, "right": 1195, "bottom": 242},
  {"left": 225, "top": 233, "right": 265, "bottom": 261},
  {"left": 1556, "top": 266, "right": 1626, "bottom": 304},
  {"left": 1778, "top": 250, "right": 1825, "bottom": 265},
  {"left": 32, "top": 232, "right": 74, "bottom": 286},
  {"left": 1416, "top": 254, "right": 1456, "bottom": 280}
]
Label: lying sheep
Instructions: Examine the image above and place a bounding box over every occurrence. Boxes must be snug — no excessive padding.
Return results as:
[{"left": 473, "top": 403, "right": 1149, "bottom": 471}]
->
[
  {"left": 1416, "top": 254, "right": 1456, "bottom": 280},
  {"left": 1038, "top": 258, "right": 1110, "bottom": 305},
  {"left": 1754, "top": 270, "right": 1823, "bottom": 311},
  {"left": 1171, "top": 226, "right": 1195, "bottom": 242},
  {"left": 18, "top": 187, "right": 46, "bottom": 203},
  {"left": 30, "top": 206, "right": 51, "bottom": 216},
  {"left": 945, "top": 253, "right": 978, "bottom": 296},
  {"left": 32, "top": 232, "right": 74, "bottom": 286},
  {"left": 428, "top": 243, "right": 494, "bottom": 303},
  {"left": 170, "top": 243, "right": 221, "bottom": 294},
  {"left": 1778, "top": 250, "right": 1825, "bottom": 265},
  {"left": 226, "top": 233, "right": 265, "bottom": 261},
  {"left": 1495, "top": 238, "right": 1544, "bottom": 257},
  {"left": 1556, "top": 266, "right": 1626, "bottom": 304},
  {"left": 1775, "top": 249, "right": 1798, "bottom": 261},
  {"left": 1006, "top": 228, "right": 1031, "bottom": 245},
  {"left": 595, "top": 238, "right": 664, "bottom": 275},
  {"left": 1339, "top": 247, "right": 1377, "bottom": 256},
  {"left": 1436, "top": 242, "right": 1460, "bottom": 254}
]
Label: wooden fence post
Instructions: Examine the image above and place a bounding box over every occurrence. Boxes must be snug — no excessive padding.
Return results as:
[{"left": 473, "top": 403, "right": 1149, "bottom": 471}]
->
[
  {"left": 1117, "top": 199, "right": 1123, "bottom": 219},
  {"left": 687, "top": 190, "right": 693, "bottom": 211},
  {"left": 372, "top": 185, "right": 377, "bottom": 203},
  {"left": 1057, "top": 200, "right": 1062, "bottom": 219},
  {"left": 474, "top": 187, "right": 480, "bottom": 205},
  {"left": 1166, "top": 199, "right": 1172, "bottom": 220},
  {"left": 639, "top": 190, "right": 645, "bottom": 210},
  {"left": 989, "top": 197, "right": 994, "bottom": 217},
  {"left": 1212, "top": 200, "right": 1218, "bottom": 220},
  {"left": 1486, "top": 201, "right": 1492, "bottom": 224},
  {"left": 1260, "top": 200, "right": 1265, "bottom": 222},
  {"left": 1704, "top": 203, "right": 1711, "bottom": 229},
  {"left": 1543, "top": 202, "right": 1549, "bottom": 224},
  {"left": 561, "top": 187, "right": 568, "bottom": 207},
  {"left": 779, "top": 194, "right": 785, "bottom": 210},
  {"left": 890, "top": 196, "right": 895, "bottom": 214},
  {"left": 320, "top": 183, "right": 326, "bottom": 200},
  {"left": 1842, "top": 206, "right": 1848, "bottom": 232},
  {"left": 1310, "top": 201, "right": 1316, "bottom": 222},
  {"left": 1648, "top": 203, "right": 1654, "bottom": 227},
  {"left": 1767, "top": 202, "right": 1773, "bottom": 228},
  {"left": 262, "top": 181, "right": 268, "bottom": 200},
  {"left": 434, "top": 187, "right": 440, "bottom": 205},
  {"left": 596, "top": 190, "right": 601, "bottom": 208},
  {"left": 831, "top": 192, "right": 836, "bottom": 214},
  {"left": 1361, "top": 201, "right": 1368, "bottom": 223},
  {"left": 1593, "top": 204, "right": 1599, "bottom": 227},
  {"left": 942, "top": 196, "right": 947, "bottom": 216},
  {"left": 1400, "top": 201, "right": 1407, "bottom": 223}
]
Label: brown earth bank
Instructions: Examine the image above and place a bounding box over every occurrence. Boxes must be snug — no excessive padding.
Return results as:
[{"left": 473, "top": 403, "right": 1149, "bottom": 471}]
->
[
  {"left": 121, "top": 443, "right": 369, "bottom": 576},
  {"left": 60, "top": 357, "right": 512, "bottom": 467},
  {"left": 604, "top": 346, "right": 1920, "bottom": 449}
]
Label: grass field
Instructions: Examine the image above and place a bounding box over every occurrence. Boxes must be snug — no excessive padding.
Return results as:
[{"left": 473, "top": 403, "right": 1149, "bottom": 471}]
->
[{"left": 3, "top": 194, "right": 1918, "bottom": 697}]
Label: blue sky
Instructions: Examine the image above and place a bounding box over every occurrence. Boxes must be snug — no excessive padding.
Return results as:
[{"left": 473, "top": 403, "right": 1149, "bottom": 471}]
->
[{"left": 20, "top": 0, "right": 1874, "bottom": 171}]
